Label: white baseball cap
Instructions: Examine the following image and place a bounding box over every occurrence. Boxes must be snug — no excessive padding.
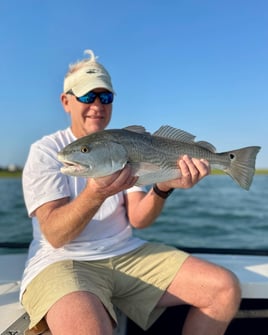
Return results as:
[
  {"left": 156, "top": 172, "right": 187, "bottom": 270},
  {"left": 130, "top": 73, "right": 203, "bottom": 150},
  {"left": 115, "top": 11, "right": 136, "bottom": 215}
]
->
[{"left": 63, "top": 50, "right": 114, "bottom": 97}]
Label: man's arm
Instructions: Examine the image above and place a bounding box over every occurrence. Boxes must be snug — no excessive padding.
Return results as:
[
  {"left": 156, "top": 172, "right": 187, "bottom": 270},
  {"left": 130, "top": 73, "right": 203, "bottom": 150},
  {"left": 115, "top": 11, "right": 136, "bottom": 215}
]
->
[
  {"left": 35, "top": 165, "right": 137, "bottom": 248},
  {"left": 126, "top": 155, "right": 210, "bottom": 229}
]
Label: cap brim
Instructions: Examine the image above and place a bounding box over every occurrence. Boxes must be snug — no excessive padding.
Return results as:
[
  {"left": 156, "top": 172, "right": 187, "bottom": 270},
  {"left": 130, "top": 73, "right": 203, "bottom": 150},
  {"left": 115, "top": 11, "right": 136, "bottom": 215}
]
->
[{"left": 71, "top": 77, "right": 114, "bottom": 97}]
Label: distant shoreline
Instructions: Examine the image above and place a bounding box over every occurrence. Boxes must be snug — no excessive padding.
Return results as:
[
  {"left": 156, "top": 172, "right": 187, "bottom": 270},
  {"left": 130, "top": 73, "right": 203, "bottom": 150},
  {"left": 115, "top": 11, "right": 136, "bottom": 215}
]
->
[
  {"left": 212, "top": 169, "right": 268, "bottom": 175},
  {"left": 0, "top": 169, "right": 268, "bottom": 178},
  {"left": 0, "top": 170, "right": 23, "bottom": 178}
]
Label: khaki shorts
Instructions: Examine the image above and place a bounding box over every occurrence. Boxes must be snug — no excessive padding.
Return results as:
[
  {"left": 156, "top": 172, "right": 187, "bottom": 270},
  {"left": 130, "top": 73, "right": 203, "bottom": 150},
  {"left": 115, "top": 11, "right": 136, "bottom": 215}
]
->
[{"left": 22, "top": 243, "right": 189, "bottom": 333}]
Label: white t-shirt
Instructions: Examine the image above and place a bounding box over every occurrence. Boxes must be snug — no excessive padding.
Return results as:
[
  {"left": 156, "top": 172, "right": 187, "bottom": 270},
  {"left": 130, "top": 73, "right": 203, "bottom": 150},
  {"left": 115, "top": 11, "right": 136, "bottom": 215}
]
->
[{"left": 20, "top": 127, "right": 146, "bottom": 300}]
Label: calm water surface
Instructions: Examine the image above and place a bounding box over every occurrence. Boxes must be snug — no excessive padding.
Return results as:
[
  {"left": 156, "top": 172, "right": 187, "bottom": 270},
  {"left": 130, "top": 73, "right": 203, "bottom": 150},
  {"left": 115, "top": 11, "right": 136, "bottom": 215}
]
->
[{"left": 0, "top": 175, "right": 267, "bottom": 253}]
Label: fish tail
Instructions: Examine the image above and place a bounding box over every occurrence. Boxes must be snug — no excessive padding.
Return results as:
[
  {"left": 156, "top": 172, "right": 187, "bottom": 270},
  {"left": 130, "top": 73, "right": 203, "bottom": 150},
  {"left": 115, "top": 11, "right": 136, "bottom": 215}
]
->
[{"left": 224, "top": 146, "right": 261, "bottom": 190}]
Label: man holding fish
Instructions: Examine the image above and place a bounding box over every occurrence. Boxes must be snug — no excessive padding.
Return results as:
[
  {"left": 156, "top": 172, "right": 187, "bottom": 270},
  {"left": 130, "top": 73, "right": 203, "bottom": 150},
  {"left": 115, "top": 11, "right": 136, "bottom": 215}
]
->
[{"left": 21, "top": 50, "right": 241, "bottom": 335}]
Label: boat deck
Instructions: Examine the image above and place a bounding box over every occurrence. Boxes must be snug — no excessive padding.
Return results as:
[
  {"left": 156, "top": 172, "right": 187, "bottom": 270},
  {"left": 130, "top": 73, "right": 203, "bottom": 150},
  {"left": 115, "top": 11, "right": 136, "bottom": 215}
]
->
[{"left": 1, "top": 251, "right": 268, "bottom": 334}]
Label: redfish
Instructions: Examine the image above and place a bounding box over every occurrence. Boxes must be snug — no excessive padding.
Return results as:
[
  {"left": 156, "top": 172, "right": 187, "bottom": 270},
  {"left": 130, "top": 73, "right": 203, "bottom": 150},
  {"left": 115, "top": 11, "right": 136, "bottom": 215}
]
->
[{"left": 58, "top": 125, "right": 261, "bottom": 190}]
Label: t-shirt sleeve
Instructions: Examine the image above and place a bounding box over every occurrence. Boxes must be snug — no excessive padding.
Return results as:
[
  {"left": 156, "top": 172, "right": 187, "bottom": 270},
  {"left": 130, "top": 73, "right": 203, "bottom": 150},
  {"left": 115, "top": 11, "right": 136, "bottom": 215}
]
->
[
  {"left": 22, "top": 140, "right": 71, "bottom": 217},
  {"left": 125, "top": 185, "right": 147, "bottom": 194}
]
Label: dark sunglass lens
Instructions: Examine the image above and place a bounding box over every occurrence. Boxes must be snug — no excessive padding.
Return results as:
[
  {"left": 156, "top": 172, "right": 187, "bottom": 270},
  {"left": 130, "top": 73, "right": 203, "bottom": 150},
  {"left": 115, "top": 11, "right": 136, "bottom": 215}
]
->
[
  {"left": 99, "top": 92, "right": 114, "bottom": 104},
  {"left": 77, "top": 92, "right": 96, "bottom": 104}
]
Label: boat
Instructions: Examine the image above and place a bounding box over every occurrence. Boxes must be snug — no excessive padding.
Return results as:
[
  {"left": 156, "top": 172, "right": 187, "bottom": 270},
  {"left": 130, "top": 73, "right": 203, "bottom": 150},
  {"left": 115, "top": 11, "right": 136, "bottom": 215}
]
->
[{"left": 1, "top": 244, "right": 268, "bottom": 335}]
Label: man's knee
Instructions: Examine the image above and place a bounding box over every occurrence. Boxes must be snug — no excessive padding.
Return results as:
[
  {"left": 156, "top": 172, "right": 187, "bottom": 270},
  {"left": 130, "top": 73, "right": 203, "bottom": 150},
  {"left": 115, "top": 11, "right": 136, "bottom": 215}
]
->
[{"left": 216, "top": 269, "right": 241, "bottom": 311}]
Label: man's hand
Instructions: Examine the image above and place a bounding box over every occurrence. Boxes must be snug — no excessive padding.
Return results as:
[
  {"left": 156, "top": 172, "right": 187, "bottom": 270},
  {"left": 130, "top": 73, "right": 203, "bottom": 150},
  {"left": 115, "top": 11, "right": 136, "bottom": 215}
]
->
[
  {"left": 87, "top": 164, "right": 138, "bottom": 199},
  {"left": 157, "top": 155, "right": 210, "bottom": 190}
]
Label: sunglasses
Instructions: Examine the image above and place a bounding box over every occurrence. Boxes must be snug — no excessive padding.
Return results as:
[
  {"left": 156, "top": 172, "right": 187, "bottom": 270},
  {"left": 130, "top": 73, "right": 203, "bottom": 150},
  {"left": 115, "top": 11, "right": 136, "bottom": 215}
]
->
[{"left": 67, "top": 90, "right": 114, "bottom": 105}]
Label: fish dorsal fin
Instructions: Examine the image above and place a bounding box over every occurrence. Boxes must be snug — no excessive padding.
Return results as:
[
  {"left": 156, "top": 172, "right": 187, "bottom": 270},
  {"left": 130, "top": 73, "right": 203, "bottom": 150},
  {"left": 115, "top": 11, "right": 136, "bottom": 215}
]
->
[
  {"left": 123, "top": 125, "right": 150, "bottom": 135},
  {"left": 154, "top": 126, "right": 216, "bottom": 152},
  {"left": 153, "top": 125, "right": 196, "bottom": 143},
  {"left": 195, "top": 141, "right": 216, "bottom": 153}
]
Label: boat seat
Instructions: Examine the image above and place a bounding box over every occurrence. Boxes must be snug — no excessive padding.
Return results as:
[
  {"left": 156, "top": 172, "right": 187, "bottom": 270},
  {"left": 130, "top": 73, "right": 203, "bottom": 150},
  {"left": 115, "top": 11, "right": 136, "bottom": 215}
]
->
[
  {"left": 1, "top": 308, "right": 127, "bottom": 335},
  {"left": 1, "top": 312, "right": 30, "bottom": 335}
]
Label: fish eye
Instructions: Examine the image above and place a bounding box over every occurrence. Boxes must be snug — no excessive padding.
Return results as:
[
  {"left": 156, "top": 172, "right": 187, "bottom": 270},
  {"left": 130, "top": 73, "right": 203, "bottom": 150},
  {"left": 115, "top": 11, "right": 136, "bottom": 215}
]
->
[{"left": 80, "top": 145, "right": 89, "bottom": 153}]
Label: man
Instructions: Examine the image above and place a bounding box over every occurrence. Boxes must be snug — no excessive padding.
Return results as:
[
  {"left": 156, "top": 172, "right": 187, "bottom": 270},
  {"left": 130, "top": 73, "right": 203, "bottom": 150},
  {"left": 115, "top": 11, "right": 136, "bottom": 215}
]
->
[{"left": 21, "top": 49, "right": 241, "bottom": 335}]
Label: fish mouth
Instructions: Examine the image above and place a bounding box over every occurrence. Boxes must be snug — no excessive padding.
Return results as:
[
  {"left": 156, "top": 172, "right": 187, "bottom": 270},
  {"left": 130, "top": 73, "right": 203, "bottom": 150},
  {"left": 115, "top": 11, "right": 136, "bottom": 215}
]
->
[{"left": 59, "top": 159, "right": 88, "bottom": 175}]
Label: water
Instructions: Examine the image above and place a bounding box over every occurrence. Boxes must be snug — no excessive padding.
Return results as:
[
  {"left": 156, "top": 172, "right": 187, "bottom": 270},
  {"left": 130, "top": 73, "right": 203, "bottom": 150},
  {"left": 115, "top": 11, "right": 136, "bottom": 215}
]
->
[{"left": 0, "top": 176, "right": 268, "bottom": 254}]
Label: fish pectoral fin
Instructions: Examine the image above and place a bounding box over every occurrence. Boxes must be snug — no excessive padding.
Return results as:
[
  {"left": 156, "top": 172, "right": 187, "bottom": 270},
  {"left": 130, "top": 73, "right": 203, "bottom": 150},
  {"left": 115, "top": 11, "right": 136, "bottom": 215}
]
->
[
  {"left": 130, "top": 162, "right": 161, "bottom": 176},
  {"left": 105, "top": 142, "right": 129, "bottom": 169}
]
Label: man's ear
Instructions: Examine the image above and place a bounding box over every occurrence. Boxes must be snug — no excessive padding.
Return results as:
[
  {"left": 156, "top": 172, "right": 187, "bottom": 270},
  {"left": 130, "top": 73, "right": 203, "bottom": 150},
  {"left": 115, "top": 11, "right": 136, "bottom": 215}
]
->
[{"left": 60, "top": 93, "right": 71, "bottom": 113}]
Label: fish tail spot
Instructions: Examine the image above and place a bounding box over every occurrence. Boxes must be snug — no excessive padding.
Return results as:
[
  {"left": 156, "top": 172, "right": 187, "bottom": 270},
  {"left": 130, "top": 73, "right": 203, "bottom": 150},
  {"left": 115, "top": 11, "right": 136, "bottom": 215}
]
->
[{"left": 227, "top": 146, "right": 261, "bottom": 190}]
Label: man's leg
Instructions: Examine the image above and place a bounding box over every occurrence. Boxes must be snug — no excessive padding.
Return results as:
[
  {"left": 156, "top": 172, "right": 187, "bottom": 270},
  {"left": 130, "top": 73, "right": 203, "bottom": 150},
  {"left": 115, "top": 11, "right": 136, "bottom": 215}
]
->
[
  {"left": 46, "top": 291, "right": 114, "bottom": 335},
  {"left": 157, "top": 255, "right": 241, "bottom": 335}
]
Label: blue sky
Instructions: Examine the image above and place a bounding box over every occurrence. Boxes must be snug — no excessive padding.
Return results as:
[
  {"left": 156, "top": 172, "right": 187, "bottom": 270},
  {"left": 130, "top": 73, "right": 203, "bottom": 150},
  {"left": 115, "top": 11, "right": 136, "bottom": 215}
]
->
[{"left": 1, "top": 0, "right": 267, "bottom": 168}]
